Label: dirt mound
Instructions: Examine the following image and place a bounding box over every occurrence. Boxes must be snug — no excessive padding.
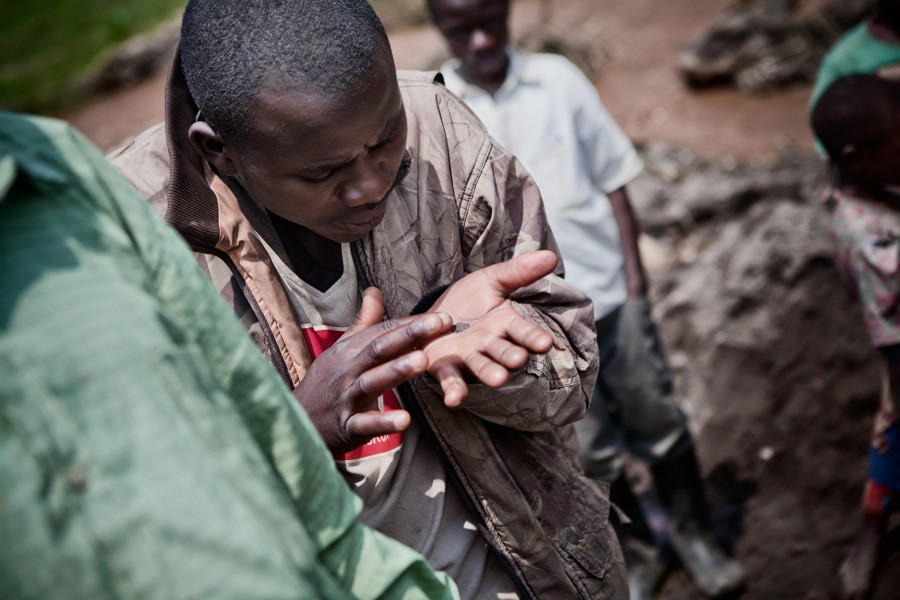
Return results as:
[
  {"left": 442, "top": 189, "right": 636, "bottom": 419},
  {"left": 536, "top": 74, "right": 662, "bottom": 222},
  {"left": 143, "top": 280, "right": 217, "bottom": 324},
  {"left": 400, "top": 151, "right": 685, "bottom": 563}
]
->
[{"left": 630, "top": 148, "right": 896, "bottom": 598}]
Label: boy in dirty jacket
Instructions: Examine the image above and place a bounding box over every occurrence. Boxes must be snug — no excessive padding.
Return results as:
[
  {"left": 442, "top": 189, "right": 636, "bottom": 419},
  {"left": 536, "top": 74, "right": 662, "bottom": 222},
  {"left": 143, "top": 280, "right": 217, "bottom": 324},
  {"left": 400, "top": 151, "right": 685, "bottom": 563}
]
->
[{"left": 111, "top": 1, "right": 626, "bottom": 598}]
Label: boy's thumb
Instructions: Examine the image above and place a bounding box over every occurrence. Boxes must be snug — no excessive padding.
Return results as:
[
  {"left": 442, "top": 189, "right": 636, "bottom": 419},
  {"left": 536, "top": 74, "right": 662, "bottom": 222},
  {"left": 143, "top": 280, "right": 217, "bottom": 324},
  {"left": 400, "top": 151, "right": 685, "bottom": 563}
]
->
[{"left": 347, "top": 287, "right": 385, "bottom": 335}]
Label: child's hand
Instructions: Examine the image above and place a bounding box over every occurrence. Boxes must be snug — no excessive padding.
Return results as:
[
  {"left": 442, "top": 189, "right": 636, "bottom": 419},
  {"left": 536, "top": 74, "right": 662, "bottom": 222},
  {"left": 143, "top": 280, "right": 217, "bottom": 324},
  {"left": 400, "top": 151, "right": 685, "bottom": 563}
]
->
[
  {"left": 423, "top": 251, "right": 557, "bottom": 407},
  {"left": 294, "top": 287, "right": 453, "bottom": 452}
]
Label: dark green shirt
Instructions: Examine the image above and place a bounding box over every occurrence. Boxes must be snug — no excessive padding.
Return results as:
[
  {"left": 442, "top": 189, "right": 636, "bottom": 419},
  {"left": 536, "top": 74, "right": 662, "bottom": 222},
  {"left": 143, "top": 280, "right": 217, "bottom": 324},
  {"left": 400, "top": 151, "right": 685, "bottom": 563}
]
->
[
  {"left": 811, "top": 22, "right": 900, "bottom": 109},
  {"left": 0, "top": 112, "right": 458, "bottom": 600}
]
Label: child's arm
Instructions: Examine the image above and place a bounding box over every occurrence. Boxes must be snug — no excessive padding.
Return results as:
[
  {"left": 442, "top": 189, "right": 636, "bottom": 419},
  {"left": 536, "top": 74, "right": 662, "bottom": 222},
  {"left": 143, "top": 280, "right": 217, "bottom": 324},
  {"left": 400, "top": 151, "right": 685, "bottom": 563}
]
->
[
  {"left": 608, "top": 186, "right": 648, "bottom": 299},
  {"left": 879, "top": 344, "right": 900, "bottom": 418}
]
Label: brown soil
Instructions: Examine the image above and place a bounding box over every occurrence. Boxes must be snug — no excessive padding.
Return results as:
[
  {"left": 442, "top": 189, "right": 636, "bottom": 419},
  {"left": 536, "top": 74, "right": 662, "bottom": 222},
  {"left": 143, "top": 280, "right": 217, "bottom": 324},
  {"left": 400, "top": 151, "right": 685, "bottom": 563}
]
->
[
  {"left": 631, "top": 148, "right": 898, "bottom": 599},
  {"left": 66, "top": 69, "right": 167, "bottom": 152}
]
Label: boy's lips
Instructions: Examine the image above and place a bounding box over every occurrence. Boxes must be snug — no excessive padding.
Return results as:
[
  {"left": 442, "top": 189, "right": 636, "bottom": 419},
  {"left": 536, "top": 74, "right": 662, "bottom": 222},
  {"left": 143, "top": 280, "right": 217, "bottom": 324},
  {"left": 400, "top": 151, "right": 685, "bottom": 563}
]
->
[{"left": 345, "top": 198, "right": 388, "bottom": 231}]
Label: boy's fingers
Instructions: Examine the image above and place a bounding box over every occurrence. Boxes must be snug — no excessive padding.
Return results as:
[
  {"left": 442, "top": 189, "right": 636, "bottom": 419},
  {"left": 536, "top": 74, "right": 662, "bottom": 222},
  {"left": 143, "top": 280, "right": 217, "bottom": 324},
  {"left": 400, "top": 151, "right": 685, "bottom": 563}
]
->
[
  {"left": 464, "top": 351, "right": 509, "bottom": 388},
  {"left": 345, "top": 410, "right": 411, "bottom": 443},
  {"left": 360, "top": 313, "right": 452, "bottom": 364},
  {"left": 433, "top": 362, "right": 468, "bottom": 408},
  {"left": 505, "top": 318, "right": 554, "bottom": 354},
  {"left": 483, "top": 336, "right": 530, "bottom": 370},
  {"left": 352, "top": 350, "right": 429, "bottom": 400},
  {"left": 345, "top": 311, "right": 452, "bottom": 359},
  {"left": 482, "top": 250, "right": 558, "bottom": 296}
]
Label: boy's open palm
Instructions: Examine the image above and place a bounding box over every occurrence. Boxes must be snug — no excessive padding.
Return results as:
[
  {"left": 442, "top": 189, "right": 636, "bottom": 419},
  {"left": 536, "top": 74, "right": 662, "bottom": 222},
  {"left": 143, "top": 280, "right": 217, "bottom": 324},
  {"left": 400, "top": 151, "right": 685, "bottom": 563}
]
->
[{"left": 425, "top": 250, "right": 557, "bottom": 407}]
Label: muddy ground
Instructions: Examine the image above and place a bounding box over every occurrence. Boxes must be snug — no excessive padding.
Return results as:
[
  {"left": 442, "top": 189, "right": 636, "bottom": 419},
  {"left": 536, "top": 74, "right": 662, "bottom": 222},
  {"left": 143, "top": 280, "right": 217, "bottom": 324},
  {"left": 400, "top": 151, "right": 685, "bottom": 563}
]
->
[
  {"left": 61, "top": 0, "right": 894, "bottom": 598},
  {"left": 632, "top": 148, "right": 895, "bottom": 599}
]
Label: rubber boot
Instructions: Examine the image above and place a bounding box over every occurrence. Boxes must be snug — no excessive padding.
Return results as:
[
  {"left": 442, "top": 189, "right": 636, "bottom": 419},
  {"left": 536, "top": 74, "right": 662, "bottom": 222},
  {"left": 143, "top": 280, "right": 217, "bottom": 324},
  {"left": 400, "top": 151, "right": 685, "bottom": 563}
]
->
[
  {"left": 610, "top": 476, "right": 668, "bottom": 600},
  {"left": 650, "top": 448, "right": 746, "bottom": 598}
]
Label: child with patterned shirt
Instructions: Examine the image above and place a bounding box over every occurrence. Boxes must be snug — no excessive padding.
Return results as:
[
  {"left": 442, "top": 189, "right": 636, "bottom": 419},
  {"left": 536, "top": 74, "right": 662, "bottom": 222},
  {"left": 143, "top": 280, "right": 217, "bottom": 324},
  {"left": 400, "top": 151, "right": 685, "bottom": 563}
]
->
[{"left": 811, "top": 73, "right": 900, "bottom": 600}]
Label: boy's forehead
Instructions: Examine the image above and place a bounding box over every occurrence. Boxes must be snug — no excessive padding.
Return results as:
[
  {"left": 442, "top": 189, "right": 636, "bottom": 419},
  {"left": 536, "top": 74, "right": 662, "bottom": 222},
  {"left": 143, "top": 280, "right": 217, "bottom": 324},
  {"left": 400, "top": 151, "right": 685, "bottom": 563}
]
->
[{"left": 241, "top": 65, "right": 402, "bottom": 158}]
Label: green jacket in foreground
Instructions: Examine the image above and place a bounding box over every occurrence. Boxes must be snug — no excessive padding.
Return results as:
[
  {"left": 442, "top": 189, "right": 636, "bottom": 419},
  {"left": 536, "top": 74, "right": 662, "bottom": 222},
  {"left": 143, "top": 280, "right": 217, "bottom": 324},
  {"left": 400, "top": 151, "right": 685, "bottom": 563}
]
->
[{"left": 0, "top": 112, "right": 459, "bottom": 600}]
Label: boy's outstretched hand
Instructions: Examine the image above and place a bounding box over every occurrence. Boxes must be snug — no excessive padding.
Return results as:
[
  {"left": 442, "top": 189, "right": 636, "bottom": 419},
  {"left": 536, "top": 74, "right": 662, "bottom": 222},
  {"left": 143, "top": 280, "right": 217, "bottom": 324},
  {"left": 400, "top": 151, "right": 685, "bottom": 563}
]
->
[
  {"left": 293, "top": 287, "right": 453, "bottom": 453},
  {"left": 425, "top": 250, "right": 557, "bottom": 408}
]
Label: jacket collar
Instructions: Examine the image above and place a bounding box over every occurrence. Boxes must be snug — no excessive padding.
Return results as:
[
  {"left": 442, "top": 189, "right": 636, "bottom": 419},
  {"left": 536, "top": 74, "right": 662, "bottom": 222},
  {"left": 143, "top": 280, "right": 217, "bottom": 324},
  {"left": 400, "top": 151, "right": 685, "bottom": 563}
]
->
[{"left": 160, "top": 44, "right": 221, "bottom": 253}]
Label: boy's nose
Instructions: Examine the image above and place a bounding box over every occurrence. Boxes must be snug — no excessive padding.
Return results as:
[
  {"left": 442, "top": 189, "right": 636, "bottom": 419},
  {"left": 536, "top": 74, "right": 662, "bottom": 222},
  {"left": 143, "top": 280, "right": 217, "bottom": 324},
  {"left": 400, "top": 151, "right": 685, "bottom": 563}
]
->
[
  {"left": 338, "top": 159, "right": 393, "bottom": 207},
  {"left": 470, "top": 29, "right": 496, "bottom": 53}
]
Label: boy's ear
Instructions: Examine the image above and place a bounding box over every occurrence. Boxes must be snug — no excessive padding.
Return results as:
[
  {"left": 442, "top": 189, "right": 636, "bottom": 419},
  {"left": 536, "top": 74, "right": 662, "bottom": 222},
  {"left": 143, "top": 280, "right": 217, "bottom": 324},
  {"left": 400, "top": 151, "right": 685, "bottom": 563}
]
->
[
  {"left": 188, "top": 121, "right": 239, "bottom": 176},
  {"left": 840, "top": 143, "right": 862, "bottom": 174}
]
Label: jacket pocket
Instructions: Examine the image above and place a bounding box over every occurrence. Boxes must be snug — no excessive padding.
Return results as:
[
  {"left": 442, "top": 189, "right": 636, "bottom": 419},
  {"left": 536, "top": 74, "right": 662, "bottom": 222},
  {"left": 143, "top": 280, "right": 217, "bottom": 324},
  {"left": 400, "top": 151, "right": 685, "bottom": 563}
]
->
[
  {"left": 560, "top": 476, "right": 612, "bottom": 578},
  {"left": 490, "top": 425, "right": 618, "bottom": 596}
]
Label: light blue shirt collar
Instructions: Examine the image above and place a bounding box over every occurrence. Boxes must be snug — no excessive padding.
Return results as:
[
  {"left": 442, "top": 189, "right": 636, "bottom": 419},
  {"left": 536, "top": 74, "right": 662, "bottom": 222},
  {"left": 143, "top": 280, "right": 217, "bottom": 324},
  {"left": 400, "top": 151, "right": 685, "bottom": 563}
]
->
[{"left": 441, "top": 48, "right": 538, "bottom": 101}]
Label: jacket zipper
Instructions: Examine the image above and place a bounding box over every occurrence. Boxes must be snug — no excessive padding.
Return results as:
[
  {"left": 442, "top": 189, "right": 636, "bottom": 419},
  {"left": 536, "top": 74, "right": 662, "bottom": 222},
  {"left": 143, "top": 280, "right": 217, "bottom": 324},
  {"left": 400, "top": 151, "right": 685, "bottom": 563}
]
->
[{"left": 213, "top": 249, "right": 293, "bottom": 389}]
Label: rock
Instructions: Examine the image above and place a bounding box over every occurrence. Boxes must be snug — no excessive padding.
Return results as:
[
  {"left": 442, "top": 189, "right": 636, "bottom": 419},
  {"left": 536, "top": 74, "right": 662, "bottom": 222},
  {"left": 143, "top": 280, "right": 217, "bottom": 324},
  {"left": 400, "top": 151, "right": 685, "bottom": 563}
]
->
[
  {"left": 80, "top": 18, "right": 180, "bottom": 95},
  {"left": 678, "top": 0, "right": 875, "bottom": 93},
  {"left": 631, "top": 144, "right": 825, "bottom": 237}
]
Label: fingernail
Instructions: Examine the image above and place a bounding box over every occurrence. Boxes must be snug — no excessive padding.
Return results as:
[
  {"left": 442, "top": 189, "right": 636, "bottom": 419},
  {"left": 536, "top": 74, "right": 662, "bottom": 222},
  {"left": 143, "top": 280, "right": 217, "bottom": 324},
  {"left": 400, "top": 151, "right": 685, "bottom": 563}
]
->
[
  {"left": 405, "top": 351, "right": 426, "bottom": 370},
  {"left": 421, "top": 314, "right": 442, "bottom": 332}
]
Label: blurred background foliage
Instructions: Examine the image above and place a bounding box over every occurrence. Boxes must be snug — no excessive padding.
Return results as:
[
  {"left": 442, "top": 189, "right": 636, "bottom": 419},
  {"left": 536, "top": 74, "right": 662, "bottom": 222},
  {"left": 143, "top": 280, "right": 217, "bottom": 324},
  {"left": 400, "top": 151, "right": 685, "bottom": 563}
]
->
[
  {"left": 0, "top": 0, "right": 427, "bottom": 114},
  {"left": 1, "top": 1, "right": 185, "bottom": 112}
]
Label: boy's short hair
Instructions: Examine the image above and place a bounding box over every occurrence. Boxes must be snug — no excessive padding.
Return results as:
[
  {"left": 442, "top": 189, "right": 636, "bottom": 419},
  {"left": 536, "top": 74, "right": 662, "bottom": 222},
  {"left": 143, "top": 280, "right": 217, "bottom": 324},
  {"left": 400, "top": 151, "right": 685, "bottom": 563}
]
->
[
  {"left": 878, "top": 0, "right": 900, "bottom": 27},
  {"left": 811, "top": 74, "right": 900, "bottom": 161},
  {"left": 426, "top": 0, "right": 510, "bottom": 22},
  {"left": 180, "top": 0, "right": 390, "bottom": 140}
]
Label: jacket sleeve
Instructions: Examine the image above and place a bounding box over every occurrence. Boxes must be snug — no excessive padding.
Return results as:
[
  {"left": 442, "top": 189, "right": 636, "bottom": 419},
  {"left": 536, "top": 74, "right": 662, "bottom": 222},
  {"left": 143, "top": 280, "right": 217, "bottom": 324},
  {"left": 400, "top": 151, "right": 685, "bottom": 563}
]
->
[{"left": 437, "top": 92, "right": 600, "bottom": 431}]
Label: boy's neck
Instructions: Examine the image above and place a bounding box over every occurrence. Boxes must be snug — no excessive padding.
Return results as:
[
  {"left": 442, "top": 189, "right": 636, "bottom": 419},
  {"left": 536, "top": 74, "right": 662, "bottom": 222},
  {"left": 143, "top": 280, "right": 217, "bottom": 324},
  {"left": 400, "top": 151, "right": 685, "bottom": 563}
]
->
[
  {"left": 458, "top": 59, "right": 509, "bottom": 97},
  {"left": 268, "top": 211, "right": 344, "bottom": 292}
]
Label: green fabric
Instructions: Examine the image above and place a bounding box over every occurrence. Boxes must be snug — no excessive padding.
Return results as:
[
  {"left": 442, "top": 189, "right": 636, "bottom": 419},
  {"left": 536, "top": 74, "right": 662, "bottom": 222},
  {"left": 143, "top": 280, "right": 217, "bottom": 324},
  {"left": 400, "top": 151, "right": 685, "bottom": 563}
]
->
[
  {"left": 811, "top": 22, "right": 900, "bottom": 107},
  {"left": 0, "top": 112, "right": 458, "bottom": 600}
]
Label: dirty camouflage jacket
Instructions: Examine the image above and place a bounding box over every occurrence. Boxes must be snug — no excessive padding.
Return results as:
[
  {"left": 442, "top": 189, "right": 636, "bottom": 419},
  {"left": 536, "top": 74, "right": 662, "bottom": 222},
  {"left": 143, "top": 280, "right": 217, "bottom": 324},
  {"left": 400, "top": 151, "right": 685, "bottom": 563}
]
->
[{"left": 111, "top": 50, "right": 625, "bottom": 600}]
